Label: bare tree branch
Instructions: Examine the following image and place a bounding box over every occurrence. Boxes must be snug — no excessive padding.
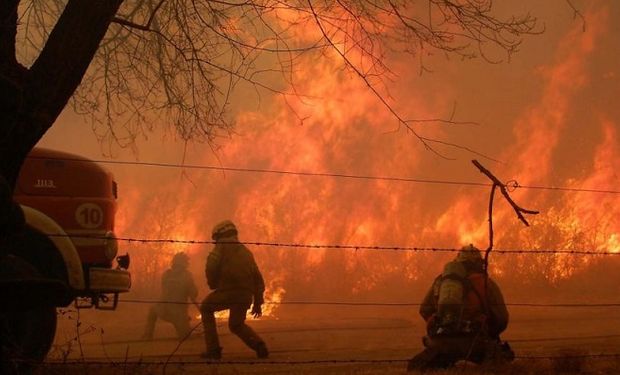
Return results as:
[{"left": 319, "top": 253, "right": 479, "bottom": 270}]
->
[
  {"left": 8, "top": 0, "right": 553, "bottom": 163},
  {"left": 565, "top": 0, "right": 586, "bottom": 32},
  {"left": 484, "top": 183, "right": 497, "bottom": 273},
  {"left": 472, "top": 159, "right": 539, "bottom": 227},
  {"left": 472, "top": 159, "right": 539, "bottom": 298}
]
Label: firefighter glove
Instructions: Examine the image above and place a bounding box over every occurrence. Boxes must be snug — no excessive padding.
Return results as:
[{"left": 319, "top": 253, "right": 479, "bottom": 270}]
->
[{"left": 251, "top": 303, "right": 262, "bottom": 318}]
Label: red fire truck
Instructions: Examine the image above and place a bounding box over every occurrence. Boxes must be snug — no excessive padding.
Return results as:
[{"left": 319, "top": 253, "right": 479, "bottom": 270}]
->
[{"left": 1, "top": 147, "right": 130, "bottom": 364}]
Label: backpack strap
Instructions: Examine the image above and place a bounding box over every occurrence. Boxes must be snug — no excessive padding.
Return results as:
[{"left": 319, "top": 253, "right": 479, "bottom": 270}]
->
[
  {"left": 464, "top": 276, "right": 485, "bottom": 310},
  {"left": 466, "top": 273, "right": 489, "bottom": 315}
]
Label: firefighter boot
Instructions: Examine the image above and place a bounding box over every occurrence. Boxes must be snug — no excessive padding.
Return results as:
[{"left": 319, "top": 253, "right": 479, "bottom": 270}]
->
[
  {"left": 255, "top": 342, "right": 269, "bottom": 359},
  {"left": 200, "top": 347, "right": 222, "bottom": 360}
]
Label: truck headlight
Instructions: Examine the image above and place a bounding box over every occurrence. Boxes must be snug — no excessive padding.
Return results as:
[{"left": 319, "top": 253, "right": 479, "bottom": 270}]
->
[{"left": 103, "top": 231, "right": 119, "bottom": 261}]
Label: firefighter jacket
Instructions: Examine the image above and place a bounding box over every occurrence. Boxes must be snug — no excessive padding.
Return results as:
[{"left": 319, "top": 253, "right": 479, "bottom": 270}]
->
[
  {"left": 419, "top": 272, "right": 509, "bottom": 338},
  {"left": 157, "top": 266, "right": 198, "bottom": 320},
  {"left": 206, "top": 239, "right": 265, "bottom": 305}
]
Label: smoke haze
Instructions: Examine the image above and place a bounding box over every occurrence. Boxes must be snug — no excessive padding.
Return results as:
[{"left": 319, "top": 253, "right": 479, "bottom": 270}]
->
[{"left": 37, "top": 0, "right": 619, "bottom": 313}]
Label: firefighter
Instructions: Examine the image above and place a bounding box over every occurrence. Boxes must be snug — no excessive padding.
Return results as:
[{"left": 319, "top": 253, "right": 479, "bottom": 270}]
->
[
  {"left": 200, "top": 220, "right": 268, "bottom": 360},
  {"left": 407, "top": 244, "right": 514, "bottom": 371},
  {"left": 142, "top": 252, "right": 198, "bottom": 340}
]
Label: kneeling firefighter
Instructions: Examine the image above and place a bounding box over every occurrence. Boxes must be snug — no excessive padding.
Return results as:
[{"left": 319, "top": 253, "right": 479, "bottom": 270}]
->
[{"left": 408, "top": 244, "right": 514, "bottom": 371}]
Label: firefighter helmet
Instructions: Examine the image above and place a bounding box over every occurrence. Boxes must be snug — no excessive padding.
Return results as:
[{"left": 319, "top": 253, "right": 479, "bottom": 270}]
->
[
  {"left": 211, "top": 220, "right": 238, "bottom": 240},
  {"left": 456, "top": 244, "right": 483, "bottom": 263},
  {"left": 171, "top": 252, "right": 189, "bottom": 268}
]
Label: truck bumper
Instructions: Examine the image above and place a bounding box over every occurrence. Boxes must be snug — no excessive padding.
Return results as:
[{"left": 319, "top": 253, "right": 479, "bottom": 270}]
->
[{"left": 88, "top": 267, "right": 131, "bottom": 293}]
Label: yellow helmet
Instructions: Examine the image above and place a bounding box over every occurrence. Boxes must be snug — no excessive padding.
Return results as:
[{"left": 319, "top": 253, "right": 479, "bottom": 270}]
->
[
  {"left": 456, "top": 244, "right": 483, "bottom": 263},
  {"left": 211, "top": 220, "right": 238, "bottom": 241}
]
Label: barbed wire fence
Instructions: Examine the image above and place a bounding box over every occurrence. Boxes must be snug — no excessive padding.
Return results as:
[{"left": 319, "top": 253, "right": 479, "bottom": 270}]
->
[
  {"left": 39, "top": 353, "right": 620, "bottom": 365},
  {"left": 26, "top": 287, "right": 620, "bottom": 368},
  {"left": 21, "top": 155, "right": 620, "bottom": 371},
  {"left": 47, "top": 233, "right": 620, "bottom": 256},
  {"left": 41, "top": 199, "right": 619, "bottom": 368},
  {"left": 39, "top": 291, "right": 620, "bottom": 371},
  {"left": 119, "top": 299, "right": 620, "bottom": 308}
]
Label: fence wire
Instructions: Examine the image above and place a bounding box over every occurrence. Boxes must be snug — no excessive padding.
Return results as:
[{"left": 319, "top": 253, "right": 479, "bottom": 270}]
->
[
  {"left": 35, "top": 353, "right": 620, "bottom": 366},
  {"left": 47, "top": 233, "right": 620, "bottom": 255},
  {"left": 26, "top": 155, "right": 620, "bottom": 195},
  {"left": 118, "top": 298, "right": 620, "bottom": 308}
]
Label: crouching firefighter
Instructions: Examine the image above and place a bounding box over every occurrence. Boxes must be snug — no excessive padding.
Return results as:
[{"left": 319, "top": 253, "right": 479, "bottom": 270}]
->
[{"left": 407, "top": 245, "right": 514, "bottom": 371}]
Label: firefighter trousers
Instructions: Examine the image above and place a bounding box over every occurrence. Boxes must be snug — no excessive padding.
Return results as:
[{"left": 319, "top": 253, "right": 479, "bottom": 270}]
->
[
  {"left": 200, "top": 290, "right": 264, "bottom": 354},
  {"left": 407, "top": 334, "right": 514, "bottom": 371},
  {"left": 143, "top": 304, "right": 191, "bottom": 340}
]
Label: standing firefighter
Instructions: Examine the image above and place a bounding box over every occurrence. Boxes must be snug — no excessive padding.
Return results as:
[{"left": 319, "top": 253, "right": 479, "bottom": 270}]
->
[
  {"left": 200, "top": 220, "right": 268, "bottom": 360},
  {"left": 142, "top": 252, "right": 198, "bottom": 340},
  {"left": 408, "top": 244, "right": 514, "bottom": 371}
]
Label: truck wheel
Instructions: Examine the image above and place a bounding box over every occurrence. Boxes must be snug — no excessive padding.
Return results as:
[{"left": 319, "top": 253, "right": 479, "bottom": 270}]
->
[
  {"left": 0, "top": 255, "right": 58, "bottom": 372},
  {"left": 1, "top": 305, "right": 57, "bottom": 363}
]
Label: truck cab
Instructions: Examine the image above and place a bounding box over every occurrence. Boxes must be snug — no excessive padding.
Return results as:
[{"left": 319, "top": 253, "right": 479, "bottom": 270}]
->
[
  {"left": 13, "top": 147, "right": 130, "bottom": 307},
  {"left": 1, "top": 147, "right": 131, "bottom": 367}
]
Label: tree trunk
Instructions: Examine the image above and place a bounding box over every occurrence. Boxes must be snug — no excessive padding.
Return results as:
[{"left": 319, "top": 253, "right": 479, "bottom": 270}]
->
[{"left": 0, "top": 0, "right": 124, "bottom": 189}]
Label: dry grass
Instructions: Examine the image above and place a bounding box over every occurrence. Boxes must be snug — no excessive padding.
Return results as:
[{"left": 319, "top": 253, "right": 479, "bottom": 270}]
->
[
  {"left": 30, "top": 356, "right": 620, "bottom": 375},
  {"left": 550, "top": 349, "right": 586, "bottom": 373}
]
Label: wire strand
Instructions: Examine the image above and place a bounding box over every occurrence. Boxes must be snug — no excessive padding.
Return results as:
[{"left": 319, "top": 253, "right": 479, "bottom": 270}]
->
[
  {"left": 36, "top": 353, "right": 620, "bottom": 366},
  {"left": 46, "top": 233, "right": 620, "bottom": 255},
  {"left": 26, "top": 155, "right": 620, "bottom": 194},
  {"left": 118, "top": 298, "right": 620, "bottom": 308}
]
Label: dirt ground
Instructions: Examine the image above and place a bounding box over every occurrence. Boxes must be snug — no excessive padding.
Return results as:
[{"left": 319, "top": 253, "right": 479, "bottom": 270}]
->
[{"left": 33, "top": 302, "right": 620, "bottom": 374}]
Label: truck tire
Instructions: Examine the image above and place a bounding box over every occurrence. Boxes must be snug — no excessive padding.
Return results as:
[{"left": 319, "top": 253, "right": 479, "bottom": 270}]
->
[
  {"left": 0, "top": 255, "right": 59, "bottom": 373},
  {"left": 1, "top": 306, "right": 57, "bottom": 370}
]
